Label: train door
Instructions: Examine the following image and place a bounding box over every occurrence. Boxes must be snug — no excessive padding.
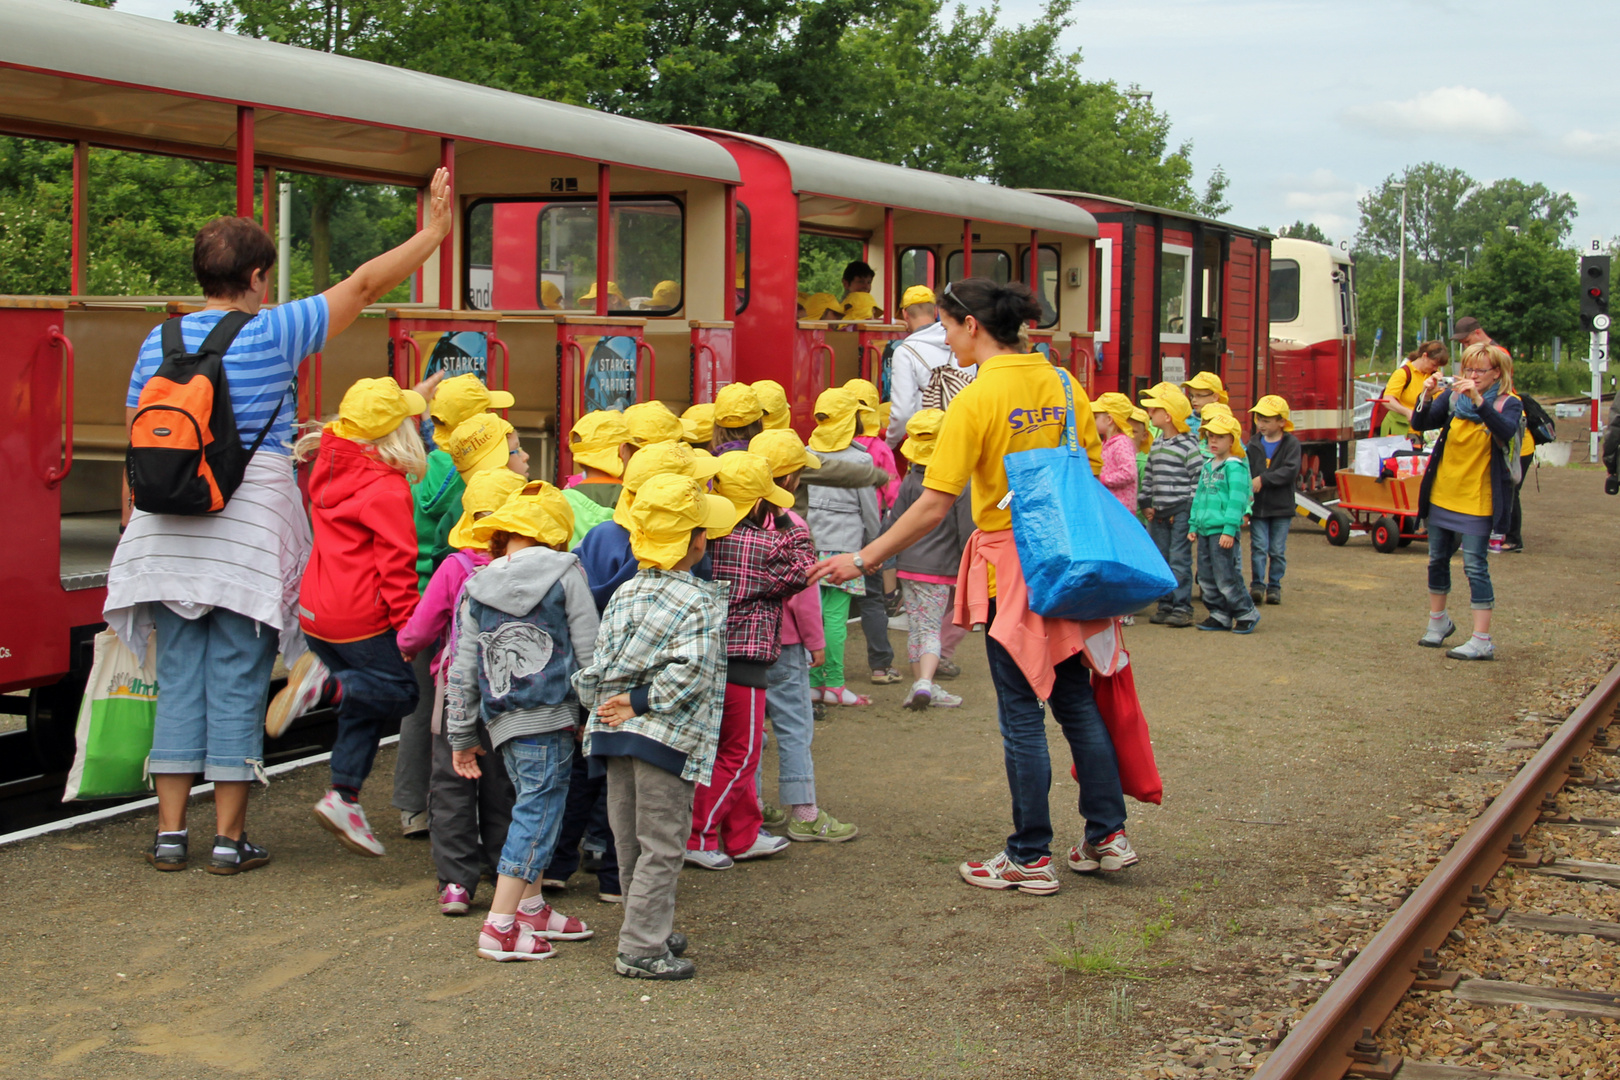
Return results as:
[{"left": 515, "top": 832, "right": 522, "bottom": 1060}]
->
[{"left": 1156, "top": 237, "right": 1194, "bottom": 387}]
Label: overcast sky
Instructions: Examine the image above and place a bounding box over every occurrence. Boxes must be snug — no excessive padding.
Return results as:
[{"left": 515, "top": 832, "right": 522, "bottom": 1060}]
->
[{"left": 117, "top": 0, "right": 1618, "bottom": 248}]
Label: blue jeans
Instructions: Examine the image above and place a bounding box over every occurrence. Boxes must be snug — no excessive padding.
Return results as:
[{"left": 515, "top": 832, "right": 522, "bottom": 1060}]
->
[
  {"left": 1249, "top": 516, "right": 1291, "bottom": 592},
  {"left": 149, "top": 605, "right": 277, "bottom": 782},
  {"left": 1146, "top": 502, "right": 1193, "bottom": 613},
  {"left": 760, "top": 643, "right": 816, "bottom": 807},
  {"left": 1428, "top": 524, "right": 1494, "bottom": 609},
  {"left": 307, "top": 631, "right": 419, "bottom": 793},
  {"left": 984, "top": 602, "right": 1126, "bottom": 862},
  {"left": 1196, "top": 533, "right": 1257, "bottom": 627},
  {"left": 497, "top": 731, "right": 574, "bottom": 881}
]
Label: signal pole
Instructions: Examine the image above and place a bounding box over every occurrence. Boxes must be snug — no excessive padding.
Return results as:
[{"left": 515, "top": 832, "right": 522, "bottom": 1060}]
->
[{"left": 1580, "top": 242, "right": 1610, "bottom": 463}]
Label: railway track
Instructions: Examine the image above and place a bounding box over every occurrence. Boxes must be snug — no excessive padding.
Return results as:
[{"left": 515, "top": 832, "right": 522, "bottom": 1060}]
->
[{"left": 1255, "top": 661, "right": 1620, "bottom": 1080}]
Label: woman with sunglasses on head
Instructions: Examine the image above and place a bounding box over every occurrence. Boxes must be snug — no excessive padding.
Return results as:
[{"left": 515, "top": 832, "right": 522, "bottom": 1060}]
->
[
  {"left": 1410, "top": 342, "right": 1524, "bottom": 661},
  {"left": 810, "top": 278, "right": 1136, "bottom": 897}
]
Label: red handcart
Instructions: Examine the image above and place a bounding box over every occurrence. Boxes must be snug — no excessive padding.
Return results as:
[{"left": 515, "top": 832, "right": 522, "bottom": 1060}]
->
[{"left": 1322, "top": 469, "right": 1427, "bottom": 553}]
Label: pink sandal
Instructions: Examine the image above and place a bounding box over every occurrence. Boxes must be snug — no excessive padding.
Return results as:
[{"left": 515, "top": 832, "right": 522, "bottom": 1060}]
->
[{"left": 823, "top": 686, "right": 871, "bottom": 706}]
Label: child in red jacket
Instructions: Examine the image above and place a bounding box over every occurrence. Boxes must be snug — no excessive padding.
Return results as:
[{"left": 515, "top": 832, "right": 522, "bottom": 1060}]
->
[{"left": 283, "top": 377, "right": 430, "bottom": 857}]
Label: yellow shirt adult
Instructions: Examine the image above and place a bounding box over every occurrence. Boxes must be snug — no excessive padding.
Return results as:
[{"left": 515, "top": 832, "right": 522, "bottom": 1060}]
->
[
  {"left": 1383, "top": 362, "right": 1425, "bottom": 414},
  {"left": 924, "top": 353, "right": 1102, "bottom": 532},
  {"left": 1429, "top": 417, "right": 1495, "bottom": 517}
]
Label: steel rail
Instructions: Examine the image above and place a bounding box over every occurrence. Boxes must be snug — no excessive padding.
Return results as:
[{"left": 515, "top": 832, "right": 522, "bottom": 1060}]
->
[{"left": 1254, "top": 660, "right": 1620, "bottom": 1080}]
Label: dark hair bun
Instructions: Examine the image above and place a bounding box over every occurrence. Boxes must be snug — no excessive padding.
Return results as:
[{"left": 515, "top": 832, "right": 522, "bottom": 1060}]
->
[{"left": 938, "top": 277, "right": 1040, "bottom": 347}]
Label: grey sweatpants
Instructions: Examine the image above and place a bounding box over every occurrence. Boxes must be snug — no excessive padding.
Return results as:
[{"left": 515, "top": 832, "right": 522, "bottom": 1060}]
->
[
  {"left": 392, "top": 652, "right": 434, "bottom": 813},
  {"left": 605, "top": 755, "right": 694, "bottom": 959}
]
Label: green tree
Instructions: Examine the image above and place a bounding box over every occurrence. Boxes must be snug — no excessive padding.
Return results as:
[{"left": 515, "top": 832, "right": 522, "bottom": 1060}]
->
[
  {"left": 1275, "top": 220, "right": 1329, "bottom": 243},
  {"left": 1456, "top": 223, "right": 1579, "bottom": 358}
]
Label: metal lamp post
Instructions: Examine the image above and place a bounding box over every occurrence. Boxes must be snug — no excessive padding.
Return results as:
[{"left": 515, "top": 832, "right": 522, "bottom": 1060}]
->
[{"left": 1392, "top": 182, "right": 1407, "bottom": 359}]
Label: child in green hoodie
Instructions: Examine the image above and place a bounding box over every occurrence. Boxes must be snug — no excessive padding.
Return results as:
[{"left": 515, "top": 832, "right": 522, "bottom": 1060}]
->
[{"left": 1188, "top": 413, "right": 1259, "bottom": 634}]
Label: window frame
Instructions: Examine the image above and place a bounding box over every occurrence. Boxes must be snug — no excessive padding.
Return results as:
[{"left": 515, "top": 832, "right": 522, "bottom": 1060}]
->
[
  {"left": 1269, "top": 258, "right": 1302, "bottom": 324},
  {"left": 1158, "top": 243, "right": 1193, "bottom": 344},
  {"left": 1015, "top": 243, "right": 1062, "bottom": 330},
  {"left": 734, "top": 201, "right": 751, "bottom": 317},
  {"left": 945, "top": 247, "right": 1013, "bottom": 286},
  {"left": 897, "top": 245, "right": 936, "bottom": 294},
  {"left": 462, "top": 193, "right": 687, "bottom": 315},
  {"left": 1092, "top": 238, "right": 1114, "bottom": 342}
]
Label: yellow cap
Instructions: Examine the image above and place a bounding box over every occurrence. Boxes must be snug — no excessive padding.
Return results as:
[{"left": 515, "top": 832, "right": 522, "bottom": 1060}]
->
[
  {"left": 628, "top": 473, "right": 735, "bottom": 570},
  {"left": 468, "top": 482, "right": 575, "bottom": 551},
  {"left": 447, "top": 468, "right": 528, "bottom": 549},
  {"left": 1249, "top": 394, "right": 1295, "bottom": 431},
  {"left": 748, "top": 428, "right": 821, "bottom": 477},
  {"left": 1200, "top": 402, "right": 1234, "bottom": 423},
  {"left": 1138, "top": 382, "right": 1192, "bottom": 434},
  {"left": 752, "top": 380, "right": 790, "bottom": 430},
  {"left": 900, "top": 407, "right": 946, "bottom": 465},
  {"left": 540, "top": 280, "right": 563, "bottom": 310},
  {"left": 623, "top": 400, "right": 683, "bottom": 446},
  {"left": 444, "top": 412, "right": 516, "bottom": 479},
  {"left": 680, "top": 403, "right": 715, "bottom": 446},
  {"left": 577, "top": 280, "right": 627, "bottom": 306},
  {"left": 842, "top": 292, "right": 879, "bottom": 321},
  {"left": 1200, "top": 411, "right": 1244, "bottom": 448},
  {"left": 431, "top": 373, "right": 515, "bottom": 430},
  {"left": 569, "top": 410, "right": 631, "bottom": 478},
  {"left": 651, "top": 280, "right": 682, "bottom": 309},
  {"left": 845, "top": 378, "right": 880, "bottom": 435},
  {"left": 1092, "top": 392, "right": 1136, "bottom": 431},
  {"left": 712, "top": 451, "right": 795, "bottom": 535},
  {"left": 801, "top": 292, "right": 843, "bottom": 321},
  {"left": 614, "top": 439, "right": 724, "bottom": 529},
  {"left": 901, "top": 285, "right": 937, "bottom": 310},
  {"left": 329, "top": 377, "right": 426, "bottom": 442},
  {"left": 1183, "top": 371, "right": 1229, "bottom": 403},
  {"left": 713, "top": 383, "right": 764, "bottom": 428},
  {"left": 878, "top": 401, "right": 892, "bottom": 433},
  {"left": 808, "top": 387, "right": 859, "bottom": 453}
]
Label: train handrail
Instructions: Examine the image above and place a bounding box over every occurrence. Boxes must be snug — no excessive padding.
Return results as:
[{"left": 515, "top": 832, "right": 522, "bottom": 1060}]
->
[
  {"left": 1254, "top": 661, "right": 1620, "bottom": 1080},
  {"left": 636, "top": 339, "right": 657, "bottom": 404},
  {"left": 810, "top": 342, "right": 834, "bottom": 393},
  {"left": 488, "top": 334, "right": 511, "bottom": 416},
  {"left": 693, "top": 342, "right": 719, "bottom": 403},
  {"left": 44, "top": 326, "right": 74, "bottom": 487},
  {"left": 561, "top": 339, "right": 586, "bottom": 449},
  {"left": 394, "top": 334, "right": 421, "bottom": 387}
]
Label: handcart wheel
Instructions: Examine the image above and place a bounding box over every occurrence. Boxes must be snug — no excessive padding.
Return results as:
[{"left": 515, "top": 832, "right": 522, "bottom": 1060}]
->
[
  {"left": 1326, "top": 509, "right": 1353, "bottom": 546},
  {"left": 1371, "top": 515, "right": 1399, "bottom": 554}
]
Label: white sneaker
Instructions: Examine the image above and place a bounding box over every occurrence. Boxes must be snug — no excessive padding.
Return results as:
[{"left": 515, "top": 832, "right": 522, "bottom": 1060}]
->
[
  {"left": 1067, "top": 829, "right": 1140, "bottom": 873},
  {"left": 733, "top": 831, "right": 790, "bottom": 861},
  {"left": 313, "top": 790, "right": 385, "bottom": 857},
  {"left": 683, "top": 848, "right": 735, "bottom": 871},
  {"left": 266, "top": 651, "right": 330, "bottom": 738},
  {"left": 928, "top": 683, "right": 962, "bottom": 708},
  {"left": 903, "top": 678, "right": 932, "bottom": 711}
]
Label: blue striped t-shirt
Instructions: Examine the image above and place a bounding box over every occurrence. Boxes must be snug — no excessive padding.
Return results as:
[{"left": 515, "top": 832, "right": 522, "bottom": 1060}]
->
[{"left": 126, "top": 295, "right": 329, "bottom": 456}]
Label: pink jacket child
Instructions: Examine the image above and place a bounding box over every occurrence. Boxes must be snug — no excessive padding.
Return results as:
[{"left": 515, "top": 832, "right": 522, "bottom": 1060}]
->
[
  {"left": 1099, "top": 432, "right": 1138, "bottom": 513},
  {"left": 773, "top": 509, "right": 826, "bottom": 652},
  {"left": 399, "top": 549, "right": 489, "bottom": 676}
]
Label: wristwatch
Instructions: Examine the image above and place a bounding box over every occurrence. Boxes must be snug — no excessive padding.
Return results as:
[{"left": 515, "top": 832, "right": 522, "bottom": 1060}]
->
[{"left": 851, "top": 552, "right": 867, "bottom": 573}]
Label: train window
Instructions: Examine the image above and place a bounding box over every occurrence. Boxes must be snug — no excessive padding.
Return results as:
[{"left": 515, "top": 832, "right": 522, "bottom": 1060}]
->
[
  {"left": 734, "top": 202, "right": 750, "bottom": 316},
  {"left": 898, "top": 247, "right": 934, "bottom": 293},
  {"left": 1336, "top": 268, "right": 1354, "bottom": 336},
  {"left": 1016, "top": 245, "right": 1061, "bottom": 329},
  {"left": 1159, "top": 245, "right": 1191, "bottom": 342},
  {"left": 799, "top": 232, "right": 865, "bottom": 298},
  {"left": 1270, "top": 259, "right": 1301, "bottom": 323},
  {"left": 464, "top": 196, "right": 684, "bottom": 315},
  {"left": 945, "top": 249, "right": 1011, "bottom": 285}
]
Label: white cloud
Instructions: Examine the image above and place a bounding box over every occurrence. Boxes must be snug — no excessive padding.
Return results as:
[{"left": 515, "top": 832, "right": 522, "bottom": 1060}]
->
[
  {"left": 1272, "top": 169, "right": 1362, "bottom": 239},
  {"left": 1344, "top": 86, "right": 1529, "bottom": 139},
  {"left": 1560, "top": 130, "right": 1620, "bottom": 158}
]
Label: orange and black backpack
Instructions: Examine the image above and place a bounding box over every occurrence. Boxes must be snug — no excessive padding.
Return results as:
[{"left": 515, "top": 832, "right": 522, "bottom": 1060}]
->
[{"left": 127, "top": 312, "right": 282, "bottom": 514}]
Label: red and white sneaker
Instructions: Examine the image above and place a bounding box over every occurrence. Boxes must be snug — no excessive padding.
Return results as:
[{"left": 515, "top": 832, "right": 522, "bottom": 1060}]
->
[
  {"left": 266, "top": 651, "right": 331, "bottom": 738},
  {"left": 477, "top": 920, "right": 554, "bottom": 962},
  {"left": 313, "top": 790, "right": 385, "bottom": 857},
  {"left": 516, "top": 903, "right": 594, "bottom": 941},
  {"left": 1068, "top": 830, "right": 1140, "bottom": 873},
  {"left": 958, "top": 851, "right": 1061, "bottom": 895},
  {"left": 438, "top": 883, "right": 471, "bottom": 916}
]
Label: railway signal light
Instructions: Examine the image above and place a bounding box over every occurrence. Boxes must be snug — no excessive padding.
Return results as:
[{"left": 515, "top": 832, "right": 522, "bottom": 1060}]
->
[{"left": 1580, "top": 254, "right": 1610, "bottom": 332}]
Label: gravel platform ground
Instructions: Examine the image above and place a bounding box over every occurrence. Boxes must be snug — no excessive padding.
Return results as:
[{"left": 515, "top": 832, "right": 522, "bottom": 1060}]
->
[{"left": 1, "top": 464, "right": 1615, "bottom": 1080}]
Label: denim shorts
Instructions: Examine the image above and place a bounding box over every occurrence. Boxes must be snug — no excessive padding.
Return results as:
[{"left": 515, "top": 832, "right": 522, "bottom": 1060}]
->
[
  {"left": 496, "top": 731, "right": 574, "bottom": 882},
  {"left": 148, "top": 605, "right": 277, "bottom": 782}
]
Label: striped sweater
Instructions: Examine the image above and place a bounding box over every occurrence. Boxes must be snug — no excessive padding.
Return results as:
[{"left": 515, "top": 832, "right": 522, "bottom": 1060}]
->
[{"left": 1138, "top": 431, "right": 1202, "bottom": 510}]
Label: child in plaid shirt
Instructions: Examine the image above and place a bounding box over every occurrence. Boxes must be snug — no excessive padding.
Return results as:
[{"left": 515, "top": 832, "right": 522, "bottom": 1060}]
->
[{"left": 574, "top": 474, "right": 733, "bottom": 981}]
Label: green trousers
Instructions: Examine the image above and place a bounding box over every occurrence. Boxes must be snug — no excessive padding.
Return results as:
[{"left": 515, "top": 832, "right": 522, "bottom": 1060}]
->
[{"left": 810, "top": 586, "right": 851, "bottom": 689}]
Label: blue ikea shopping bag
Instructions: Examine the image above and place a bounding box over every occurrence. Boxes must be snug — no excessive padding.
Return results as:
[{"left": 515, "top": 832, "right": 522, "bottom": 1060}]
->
[{"left": 1004, "top": 370, "right": 1175, "bottom": 621}]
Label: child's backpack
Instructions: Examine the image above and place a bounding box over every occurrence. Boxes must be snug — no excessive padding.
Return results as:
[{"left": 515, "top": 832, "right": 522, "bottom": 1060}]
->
[
  {"left": 127, "top": 312, "right": 282, "bottom": 515},
  {"left": 1519, "top": 393, "right": 1557, "bottom": 448}
]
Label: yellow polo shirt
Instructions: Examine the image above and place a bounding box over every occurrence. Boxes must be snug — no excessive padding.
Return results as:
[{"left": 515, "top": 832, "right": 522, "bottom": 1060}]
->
[
  {"left": 1430, "top": 417, "right": 1493, "bottom": 518},
  {"left": 924, "top": 353, "right": 1103, "bottom": 532},
  {"left": 1383, "top": 363, "right": 1424, "bottom": 413}
]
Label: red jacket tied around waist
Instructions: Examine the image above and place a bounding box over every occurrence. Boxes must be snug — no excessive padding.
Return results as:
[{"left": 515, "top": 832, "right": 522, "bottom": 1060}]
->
[{"left": 299, "top": 430, "right": 421, "bottom": 642}]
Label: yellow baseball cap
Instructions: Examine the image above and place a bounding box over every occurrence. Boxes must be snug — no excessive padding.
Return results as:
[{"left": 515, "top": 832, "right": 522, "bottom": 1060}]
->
[
  {"left": 1249, "top": 394, "right": 1295, "bottom": 431},
  {"left": 540, "top": 280, "right": 563, "bottom": 310},
  {"left": 1183, "top": 371, "right": 1229, "bottom": 403},
  {"left": 680, "top": 403, "right": 715, "bottom": 445},
  {"left": 845, "top": 378, "right": 880, "bottom": 435},
  {"left": 808, "top": 387, "right": 859, "bottom": 453},
  {"left": 651, "top": 280, "right": 682, "bottom": 309},
  {"left": 329, "top": 377, "right": 426, "bottom": 442},
  {"left": 447, "top": 468, "right": 528, "bottom": 549},
  {"left": 901, "top": 285, "right": 936, "bottom": 310},
  {"left": 1138, "top": 382, "right": 1192, "bottom": 433},
  {"left": 752, "top": 379, "right": 790, "bottom": 430},
  {"left": 1200, "top": 402, "right": 1235, "bottom": 423},
  {"left": 623, "top": 400, "right": 683, "bottom": 447},
  {"left": 842, "top": 292, "right": 878, "bottom": 321},
  {"left": 570, "top": 410, "right": 631, "bottom": 478},
  {"left": 748, "top": 429, "right": 821, "bottom": 477},
  {"left": 1200, "top": 411, "right": 1244, "bottom": 448},
  {"left": 713, "top": 383, "right": 764, "bottom": 428},
  {"left": 613, "top": 439, "right": 725, "bottom": 529},
  {"left": 713, "top": 451, "right": 795, "bottom": 534},
  {"left": 1093, "top": 392, "right": 1136, "bottom": 431},
  {"left": 628, "top": 473, "right": 735, "bottom": 570},
  {"left": 445, "top": 412, "right": 516, "bottom": 479},
  {"left": 468, "top": 482, "right": 575, "bottom": 552},
  {"left": 900, "top": 407, "right": 946, "bottom": 465},
  {"left": 431, "top": 372, "right": 515, "bottom": 429},
  {"left": 577, "top": 280, "right": 627, "bottom": 306},
  {"left": 801, "top": 292, "right": 842, "bottom": 321}
]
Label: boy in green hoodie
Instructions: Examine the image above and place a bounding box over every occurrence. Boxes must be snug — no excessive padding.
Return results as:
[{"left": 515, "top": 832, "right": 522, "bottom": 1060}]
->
[{"left": 1188, "top": 413, "right": 1259, "bottom": 634}]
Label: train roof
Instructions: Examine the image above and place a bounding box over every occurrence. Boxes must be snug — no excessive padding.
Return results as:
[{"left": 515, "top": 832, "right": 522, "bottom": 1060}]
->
[
  {"left": 1272, "top": 235, "right": 1353, "bottom": 266},
  {"left": 691, "top": 130, "right": 1099, "bottom": 237},
  {"left": 0, "top": 0, "right": 741, "bottom": 185},
  {"left": 1026, "top": 190, "right": 1270, "bottom": 240}
]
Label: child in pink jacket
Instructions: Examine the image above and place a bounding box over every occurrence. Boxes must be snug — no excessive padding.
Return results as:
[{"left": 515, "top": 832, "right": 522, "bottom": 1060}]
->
[
  {"left": 399, "top": 468, "right": 527, "bottom": 915},
  {"left": 1093, "top": 393, "right": 1142, "bottom": 513}
]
